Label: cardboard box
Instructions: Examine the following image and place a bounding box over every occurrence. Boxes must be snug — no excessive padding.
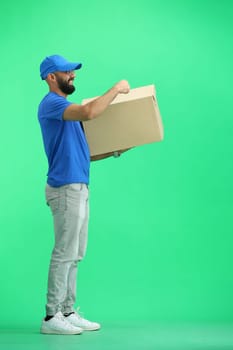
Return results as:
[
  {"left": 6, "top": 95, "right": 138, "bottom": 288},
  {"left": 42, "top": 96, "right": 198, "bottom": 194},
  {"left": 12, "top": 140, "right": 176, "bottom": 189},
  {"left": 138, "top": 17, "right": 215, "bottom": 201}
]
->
[{"left": 82, "top": 85, "right": 164, "bottom": 156}]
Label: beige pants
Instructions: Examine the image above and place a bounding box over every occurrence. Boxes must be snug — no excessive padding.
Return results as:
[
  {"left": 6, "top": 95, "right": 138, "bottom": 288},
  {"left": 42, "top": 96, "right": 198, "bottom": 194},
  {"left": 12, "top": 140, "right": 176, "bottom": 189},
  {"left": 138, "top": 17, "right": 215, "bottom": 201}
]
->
[{"left": 45, "top": 183, "right": 89, "bottom": 316}]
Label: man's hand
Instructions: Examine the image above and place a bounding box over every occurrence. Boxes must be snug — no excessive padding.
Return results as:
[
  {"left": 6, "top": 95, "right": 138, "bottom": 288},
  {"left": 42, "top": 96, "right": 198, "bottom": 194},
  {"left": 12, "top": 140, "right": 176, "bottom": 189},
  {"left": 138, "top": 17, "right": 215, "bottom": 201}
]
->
[{"left": 114, "top": 80, "right": 130, "bottom": 94}]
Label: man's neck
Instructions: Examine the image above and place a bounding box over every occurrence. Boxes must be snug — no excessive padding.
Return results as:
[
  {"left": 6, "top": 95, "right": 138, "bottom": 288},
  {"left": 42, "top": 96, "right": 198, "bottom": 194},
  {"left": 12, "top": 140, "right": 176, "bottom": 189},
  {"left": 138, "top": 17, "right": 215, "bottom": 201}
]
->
[{"left": 49, "top": 87, "right": 67, "bottom": 98}]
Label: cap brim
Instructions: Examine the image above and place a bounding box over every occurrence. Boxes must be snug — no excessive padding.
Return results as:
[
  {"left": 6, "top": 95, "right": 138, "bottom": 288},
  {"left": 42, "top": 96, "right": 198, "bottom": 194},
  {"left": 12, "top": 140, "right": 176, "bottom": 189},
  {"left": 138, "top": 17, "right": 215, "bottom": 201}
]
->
[{"left": 59, "top": 62, "right": 82, "bottom": 71}]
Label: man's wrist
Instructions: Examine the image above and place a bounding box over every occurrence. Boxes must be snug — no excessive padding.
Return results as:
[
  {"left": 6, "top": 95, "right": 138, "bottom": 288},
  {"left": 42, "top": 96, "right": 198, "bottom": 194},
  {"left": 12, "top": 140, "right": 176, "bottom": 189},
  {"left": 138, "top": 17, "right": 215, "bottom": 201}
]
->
[{"left": 112, "top": 84, "right": 119, "bottom": 96}]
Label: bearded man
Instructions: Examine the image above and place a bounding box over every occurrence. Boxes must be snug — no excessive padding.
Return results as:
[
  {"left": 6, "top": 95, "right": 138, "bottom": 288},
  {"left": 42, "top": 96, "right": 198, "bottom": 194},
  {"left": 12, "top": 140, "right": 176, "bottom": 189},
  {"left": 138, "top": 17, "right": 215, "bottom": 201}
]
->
[{"left": 38, "top": 54, "right": 130, "bottom": 335}]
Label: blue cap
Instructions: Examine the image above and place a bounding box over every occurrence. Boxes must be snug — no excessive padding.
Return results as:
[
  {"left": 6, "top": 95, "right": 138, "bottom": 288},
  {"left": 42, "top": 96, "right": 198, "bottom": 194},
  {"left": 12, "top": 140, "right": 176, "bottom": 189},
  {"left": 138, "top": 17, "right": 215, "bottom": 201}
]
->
[{"left": 40, "top": 54, "right": 82, "bottom": 80}]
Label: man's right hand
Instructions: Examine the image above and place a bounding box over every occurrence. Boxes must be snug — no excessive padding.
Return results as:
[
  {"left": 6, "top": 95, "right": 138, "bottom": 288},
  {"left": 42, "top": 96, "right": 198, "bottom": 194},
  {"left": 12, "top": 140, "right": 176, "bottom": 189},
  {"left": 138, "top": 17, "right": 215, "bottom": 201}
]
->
[{"left": 115, "top": 80, "right": 130, "bottom": 94}]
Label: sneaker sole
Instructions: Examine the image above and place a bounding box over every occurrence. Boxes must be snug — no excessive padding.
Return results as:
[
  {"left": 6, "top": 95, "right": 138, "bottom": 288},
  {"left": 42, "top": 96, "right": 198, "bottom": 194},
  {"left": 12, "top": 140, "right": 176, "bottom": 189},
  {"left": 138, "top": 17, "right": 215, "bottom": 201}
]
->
[
  {"left": 82, "top": 326, "right": 101, "bottom": 331},
  {"left": 40, "top": 328, "right": 83, "bottom": 335}
]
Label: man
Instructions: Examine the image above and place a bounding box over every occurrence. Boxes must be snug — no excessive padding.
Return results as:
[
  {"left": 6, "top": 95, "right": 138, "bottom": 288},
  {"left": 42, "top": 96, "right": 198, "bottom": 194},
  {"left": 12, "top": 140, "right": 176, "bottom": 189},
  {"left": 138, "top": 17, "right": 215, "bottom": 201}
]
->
[{"left": 38, "top": 54, "right": 130, "bottom": 335}]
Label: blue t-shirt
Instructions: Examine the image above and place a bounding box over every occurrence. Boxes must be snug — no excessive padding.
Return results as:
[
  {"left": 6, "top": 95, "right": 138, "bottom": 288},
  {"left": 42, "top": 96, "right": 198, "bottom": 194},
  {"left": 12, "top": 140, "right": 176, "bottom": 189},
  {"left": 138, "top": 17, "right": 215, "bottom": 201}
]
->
[{"left": 38, "top": 92, "right": 90, "bottom": 187}]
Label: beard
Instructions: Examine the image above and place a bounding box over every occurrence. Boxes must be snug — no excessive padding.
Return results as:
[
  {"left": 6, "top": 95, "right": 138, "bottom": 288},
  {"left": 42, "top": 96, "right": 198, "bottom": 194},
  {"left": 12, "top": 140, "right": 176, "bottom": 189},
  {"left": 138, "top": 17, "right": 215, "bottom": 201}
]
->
[{"left": 56, "top": 75, "right": 76, "bottom": 95}]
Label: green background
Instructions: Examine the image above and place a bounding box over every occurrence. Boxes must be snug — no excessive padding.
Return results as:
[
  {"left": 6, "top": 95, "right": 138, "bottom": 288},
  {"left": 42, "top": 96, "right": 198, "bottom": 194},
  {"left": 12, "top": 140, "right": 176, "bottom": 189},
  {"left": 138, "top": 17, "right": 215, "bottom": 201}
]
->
[{"left": 0, "top": 0, "right": 233, "bottom": 331}]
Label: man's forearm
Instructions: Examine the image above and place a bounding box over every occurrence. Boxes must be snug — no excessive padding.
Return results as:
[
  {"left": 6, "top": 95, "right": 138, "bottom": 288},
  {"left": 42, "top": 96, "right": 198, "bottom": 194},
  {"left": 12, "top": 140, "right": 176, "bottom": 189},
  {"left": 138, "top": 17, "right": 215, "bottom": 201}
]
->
[
  {"left": 87, "top": 86, "right": 119, "bottom": 119},
  {"left": 86, "top": 80, "right": 130, "bottom": 119},
  {"left": 91, "top": 151, "right": 115, "bottom": 161},
  {"left": 91, "top": 148, "right": 131, "bottom": 162}
]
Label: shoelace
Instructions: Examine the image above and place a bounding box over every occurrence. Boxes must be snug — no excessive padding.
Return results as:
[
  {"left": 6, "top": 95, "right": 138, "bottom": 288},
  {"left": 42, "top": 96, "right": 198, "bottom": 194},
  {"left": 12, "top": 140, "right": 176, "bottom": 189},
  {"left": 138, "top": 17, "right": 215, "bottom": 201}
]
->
[
  {"left": 57, "top": 312, "right": 70, "bottom": 323},
  {"left": 74, "top": 307, "right": 84, "bottom": 320},
  {"left": 75, "top": 307, "right": 94, "bottom": 326},
  {"left": 57, "top": 312, "right": 77, "bottom": 329}
]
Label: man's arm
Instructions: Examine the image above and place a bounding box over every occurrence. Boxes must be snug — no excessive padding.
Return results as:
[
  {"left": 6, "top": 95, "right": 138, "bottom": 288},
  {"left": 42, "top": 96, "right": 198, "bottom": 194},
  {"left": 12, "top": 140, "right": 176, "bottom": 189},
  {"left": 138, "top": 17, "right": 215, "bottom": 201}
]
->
[
  {"left": 91, "top": 149, "right": 131, "bottom": 161},
  {"left": 63, "top": 80, "right": 130, "bottom": 121},
  {"left": 91, "top": 151, "right": 115, "bottom": 162}
]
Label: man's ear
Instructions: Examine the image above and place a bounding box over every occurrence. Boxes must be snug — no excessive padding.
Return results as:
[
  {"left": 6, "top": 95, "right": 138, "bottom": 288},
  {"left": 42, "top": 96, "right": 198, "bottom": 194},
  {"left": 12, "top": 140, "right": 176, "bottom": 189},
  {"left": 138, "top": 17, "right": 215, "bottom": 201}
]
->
[{"left": 47, "top": 73, "right": 56, "bottom": 82}]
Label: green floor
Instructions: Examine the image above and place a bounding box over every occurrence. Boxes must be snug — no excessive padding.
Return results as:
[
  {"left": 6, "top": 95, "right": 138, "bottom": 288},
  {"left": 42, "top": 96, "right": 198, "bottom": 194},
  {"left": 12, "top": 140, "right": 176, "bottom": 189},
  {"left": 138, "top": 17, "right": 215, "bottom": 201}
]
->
[{"left": 1, "top": 322, "right": 233, "bottom": 350}]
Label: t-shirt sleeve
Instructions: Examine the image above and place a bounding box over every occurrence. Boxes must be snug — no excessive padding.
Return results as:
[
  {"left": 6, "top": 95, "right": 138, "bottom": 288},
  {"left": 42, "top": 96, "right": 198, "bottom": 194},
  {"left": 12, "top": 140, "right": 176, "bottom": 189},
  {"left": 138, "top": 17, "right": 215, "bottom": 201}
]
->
[{"left": 41, "top": 94, "right": 72, "bottom": 121}]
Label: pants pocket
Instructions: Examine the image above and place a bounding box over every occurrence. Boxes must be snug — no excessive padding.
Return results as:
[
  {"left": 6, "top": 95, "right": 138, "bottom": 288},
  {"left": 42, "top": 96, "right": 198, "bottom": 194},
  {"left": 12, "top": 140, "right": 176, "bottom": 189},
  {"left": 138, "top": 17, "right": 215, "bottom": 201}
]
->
[{"left": 45, "top": 185, "right": 59, "bottom": 212}]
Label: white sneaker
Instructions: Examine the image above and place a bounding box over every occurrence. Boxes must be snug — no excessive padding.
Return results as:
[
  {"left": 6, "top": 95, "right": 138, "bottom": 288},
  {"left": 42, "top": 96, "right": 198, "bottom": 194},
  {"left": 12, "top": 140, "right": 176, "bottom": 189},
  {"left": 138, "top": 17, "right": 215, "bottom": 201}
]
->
[
  {"left": 40, "top": 311, "right": 83, "bottom": 335},
  {"left": 66, "top": 308, "right": 101, "bottom": 331}
]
